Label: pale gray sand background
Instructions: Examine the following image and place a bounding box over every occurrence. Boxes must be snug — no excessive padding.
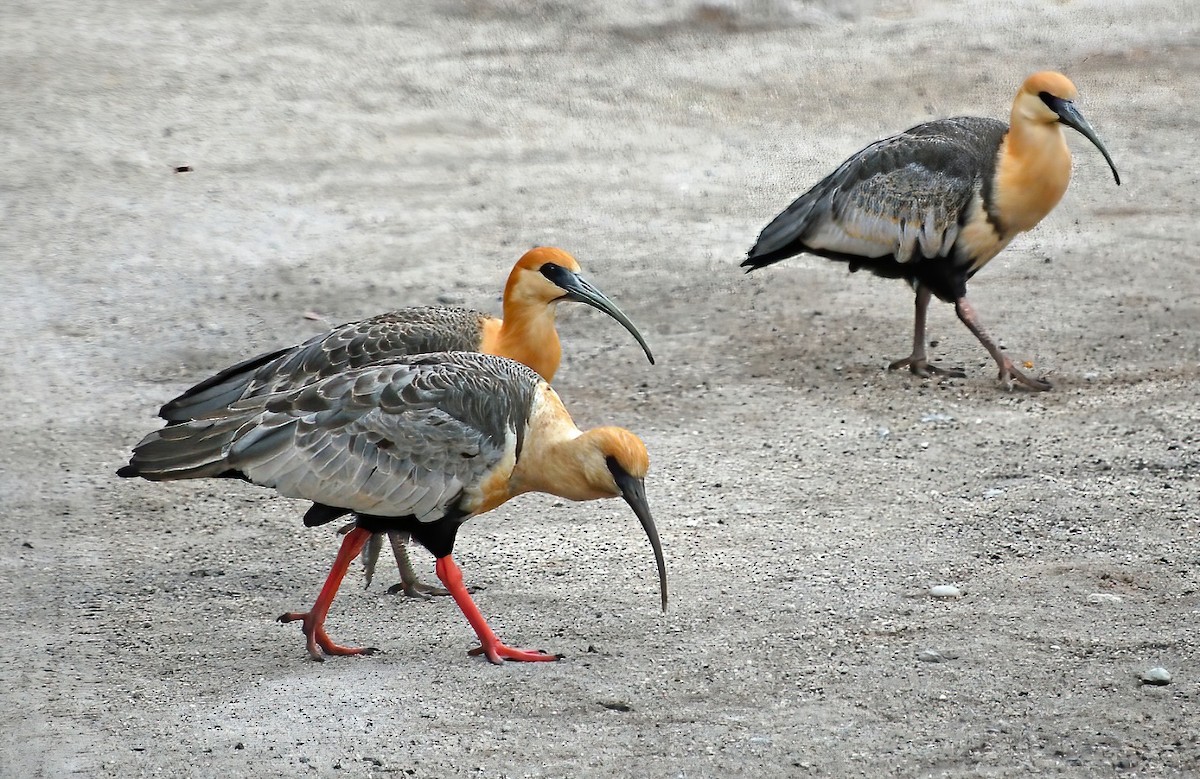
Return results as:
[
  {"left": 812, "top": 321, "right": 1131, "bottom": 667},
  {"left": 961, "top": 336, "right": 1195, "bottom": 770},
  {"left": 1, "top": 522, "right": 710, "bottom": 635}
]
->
[{"left": 3, "top": 0, "right": 1198, "bottom": 776}]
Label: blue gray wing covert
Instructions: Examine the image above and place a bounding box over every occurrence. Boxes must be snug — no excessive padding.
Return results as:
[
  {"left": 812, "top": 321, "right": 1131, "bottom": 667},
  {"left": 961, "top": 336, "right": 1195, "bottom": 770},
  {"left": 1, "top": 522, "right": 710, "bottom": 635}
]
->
[
  {"left": 223, "top": 353, "right": 540, "bottom": 522},
  {"left": 752, "top": 117, "right": 1007, "bottom": 264},
  {"left": 159, "top": 307, "right": 493, "bottom": 421}
]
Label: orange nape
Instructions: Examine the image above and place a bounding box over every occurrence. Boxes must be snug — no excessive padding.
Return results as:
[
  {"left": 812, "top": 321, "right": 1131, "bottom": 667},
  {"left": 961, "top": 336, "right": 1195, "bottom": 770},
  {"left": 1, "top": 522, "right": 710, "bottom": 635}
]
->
[{"left": 481, "top": 246, "right": 654, "bottom": 381}]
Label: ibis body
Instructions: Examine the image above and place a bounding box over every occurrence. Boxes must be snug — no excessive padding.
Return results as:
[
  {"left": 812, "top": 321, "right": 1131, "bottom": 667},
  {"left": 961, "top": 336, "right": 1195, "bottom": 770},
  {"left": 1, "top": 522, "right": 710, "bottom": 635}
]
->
[
  {"left": 119, "top": 352, "right": 667, "bottom": 663},
  {"left": 157, "top": 247, "right": 654, "bottom": 596},
  {"left": 743, "top": 71, "right": 1120, "bottom": 390}
]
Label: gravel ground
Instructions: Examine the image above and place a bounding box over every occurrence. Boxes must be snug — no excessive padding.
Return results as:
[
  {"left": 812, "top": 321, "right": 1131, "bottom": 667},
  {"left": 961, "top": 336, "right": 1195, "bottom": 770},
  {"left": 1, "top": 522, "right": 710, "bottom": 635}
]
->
[{"left": 3, "top": 1, "right": 1198, "bottom": 776}]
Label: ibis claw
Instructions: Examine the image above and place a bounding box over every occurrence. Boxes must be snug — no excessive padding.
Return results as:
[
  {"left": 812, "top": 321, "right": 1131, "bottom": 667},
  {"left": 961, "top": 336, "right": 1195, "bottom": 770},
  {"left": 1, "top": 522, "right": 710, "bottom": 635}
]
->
[
  {"left": 277, "top": 610, "right": 379, "bottom": 661},
  {"left": 385, "top": 579, "right": 454, "bottom": 598},
  {"left": 467, "top": 642, "right": 563, "bottom": 664},
  {"left": 887, "top": 356, "right": 965, "bottom": 379},
  {"left": 997, "top": 359, "right": 1052, "bottom": 392}
]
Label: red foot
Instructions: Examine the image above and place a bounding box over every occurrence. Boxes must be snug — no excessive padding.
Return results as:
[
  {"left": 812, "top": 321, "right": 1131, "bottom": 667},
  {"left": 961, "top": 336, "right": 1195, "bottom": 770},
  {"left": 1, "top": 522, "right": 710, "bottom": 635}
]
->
[
  {"left": 277, "top": 611, "right": 379, "bottom": 662},
  {"left": 279, "top": 527, "right": 378, "bottom": 661},
  {"left": 434, "top": 554, "right": 563, "bottom": 664}
]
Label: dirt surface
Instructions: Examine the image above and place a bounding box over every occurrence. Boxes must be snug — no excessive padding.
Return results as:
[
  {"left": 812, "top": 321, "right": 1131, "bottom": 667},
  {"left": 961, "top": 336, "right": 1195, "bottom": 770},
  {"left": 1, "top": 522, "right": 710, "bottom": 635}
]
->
[{"left": 4, "top": 1, "right": 1198, "bottom": 776}]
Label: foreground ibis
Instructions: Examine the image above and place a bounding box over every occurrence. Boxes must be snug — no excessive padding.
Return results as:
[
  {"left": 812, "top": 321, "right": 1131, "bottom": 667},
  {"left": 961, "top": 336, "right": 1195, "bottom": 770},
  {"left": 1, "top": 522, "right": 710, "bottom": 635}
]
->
[
  {"left": 157, "top": 246, "right": 654, "bottom": 596},
  {"left": 119, "top": 352, "right": 668, "bottom": 663},
  {"left": 743, "top": 71, "right": 1120, "bottom": 390}
]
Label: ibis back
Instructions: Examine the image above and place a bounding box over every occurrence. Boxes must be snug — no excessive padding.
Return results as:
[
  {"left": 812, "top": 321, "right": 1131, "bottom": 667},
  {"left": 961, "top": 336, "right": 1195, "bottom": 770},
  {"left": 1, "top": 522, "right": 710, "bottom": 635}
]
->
[
  {"left": 124, "top": 352, "right": 541, "bottom": 524},
  {"left": 745, "top": 117, "right": 1009, "bottom": 302},
  {"left": 159, "top": 307, "right": 492, "bottom": 422}
]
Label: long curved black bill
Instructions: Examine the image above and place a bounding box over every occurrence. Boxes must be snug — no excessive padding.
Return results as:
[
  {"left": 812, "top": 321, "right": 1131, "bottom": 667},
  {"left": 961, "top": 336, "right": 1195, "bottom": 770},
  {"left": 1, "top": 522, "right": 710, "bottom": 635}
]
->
[
  {"left": 1046, "top": 96, "right": 1121, "bottom": 185},
  {"left": 541, "top": 265, "right": 655, "bottom": 365},
  {"left": 609, "top": 464, "right": 668, "bottom": 612}
]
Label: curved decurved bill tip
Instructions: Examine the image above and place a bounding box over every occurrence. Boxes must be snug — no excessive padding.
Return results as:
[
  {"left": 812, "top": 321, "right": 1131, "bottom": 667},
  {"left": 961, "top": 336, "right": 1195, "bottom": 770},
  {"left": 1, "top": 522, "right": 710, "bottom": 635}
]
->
[
  {"left": 1053, "top": 99, "right": 1121, "bottom": 186},
  {"left": 612, "top": 471, "right": 668, "bottom": 612},
  {"left": 546, "top": 268, "right": 656, "bottom": 365}
]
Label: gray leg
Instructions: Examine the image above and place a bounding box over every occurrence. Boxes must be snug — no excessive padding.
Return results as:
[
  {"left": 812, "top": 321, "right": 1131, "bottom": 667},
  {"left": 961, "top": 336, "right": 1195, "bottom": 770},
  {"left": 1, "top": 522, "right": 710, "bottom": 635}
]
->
[
  {"left": 360, "top": 532, "right": 384, "bottom": 588},
  {"left": 339, "top": 522, "right": 475, "bottom": 597},
  {"left": 384, "top": 531, "right": 454, "bottom": 598},
  {"left": 887, "top": 285, "right": 965, "bottom": 378},
  {"left": 954, "top": 297, "right": 1051, "bottom": 391},
  {"left": 336, "top": 521, "right": 386, "bottom": 589}
]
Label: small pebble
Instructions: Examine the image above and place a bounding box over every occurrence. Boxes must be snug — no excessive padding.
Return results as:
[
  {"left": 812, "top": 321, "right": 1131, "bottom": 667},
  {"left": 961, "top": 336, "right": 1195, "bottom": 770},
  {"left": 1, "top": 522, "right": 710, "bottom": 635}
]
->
[
  {"left": 1141, "top": 667, "right": 1171, "bottom": 686},
  {"left": 920, "top": 412, "right": 955, "bottom": 423},
  {"left": 1087, "top": 593, "right": 1123, "bottom": 605},
  {"left": 918, "top": 649, "right": 946, "bottom": 663},
  {"left": 930, "top": 584, "right": 962, "bottom": 599}
]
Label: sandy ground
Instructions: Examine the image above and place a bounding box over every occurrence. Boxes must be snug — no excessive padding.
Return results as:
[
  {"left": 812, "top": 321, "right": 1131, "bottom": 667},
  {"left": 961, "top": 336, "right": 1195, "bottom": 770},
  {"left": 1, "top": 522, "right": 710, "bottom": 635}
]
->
[{"left": 4, "top": 0, "right": 1199, "bottom": 776}]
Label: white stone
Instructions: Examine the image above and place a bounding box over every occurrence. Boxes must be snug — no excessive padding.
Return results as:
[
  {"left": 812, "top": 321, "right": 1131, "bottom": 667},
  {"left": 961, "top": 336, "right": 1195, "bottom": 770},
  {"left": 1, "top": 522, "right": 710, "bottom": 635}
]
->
[{"left": 930, "top": 584, "right": 962, "bottom": 599}]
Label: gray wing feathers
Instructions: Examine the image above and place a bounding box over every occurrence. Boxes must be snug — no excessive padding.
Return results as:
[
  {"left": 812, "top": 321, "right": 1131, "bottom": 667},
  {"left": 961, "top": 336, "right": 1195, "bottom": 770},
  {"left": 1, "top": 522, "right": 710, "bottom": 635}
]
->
[
  {"left": 128, "top": 353, "right": 540, "bottom": 522},
  {"left": 160, "top": 307, "right": 492, "bottom": 422},
  {"left": 156, "top": 346, "right": 292, "bottom": 421},
  {"left": 123, "top": 415, "right": 260, "bottom": 480},
  {"left": 754, "top": 117, "right": 1007, "bottom": 263}
]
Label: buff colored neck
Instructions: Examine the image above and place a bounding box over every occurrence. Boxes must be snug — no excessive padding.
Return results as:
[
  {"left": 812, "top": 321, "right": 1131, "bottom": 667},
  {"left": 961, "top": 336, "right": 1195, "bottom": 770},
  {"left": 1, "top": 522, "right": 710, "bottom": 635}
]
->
[
  {"left": 507, "top": 386, "right": 618, "bottom": 503},
  {"left": 478, "top": 290, "right": 563, "bottom": 382},
  {"left": 993, "top": 110, "right": 1073, "bottom": 236}
]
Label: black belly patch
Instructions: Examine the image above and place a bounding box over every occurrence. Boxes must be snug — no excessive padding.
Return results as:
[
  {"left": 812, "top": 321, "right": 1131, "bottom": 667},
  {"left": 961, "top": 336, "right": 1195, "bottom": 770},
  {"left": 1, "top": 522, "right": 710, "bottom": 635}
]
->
[{"left": 808, "top": 245, "right": 969, "bottom": 302}]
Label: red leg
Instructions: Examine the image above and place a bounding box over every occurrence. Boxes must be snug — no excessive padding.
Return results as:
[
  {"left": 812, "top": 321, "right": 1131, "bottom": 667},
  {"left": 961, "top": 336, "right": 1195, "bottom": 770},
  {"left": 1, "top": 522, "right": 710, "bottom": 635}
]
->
[
  {"left": 278, "top": 527, "right": 380, "bottom": 661},
  {"left": 434, "top": 555, "right": 561, "bottom": 664}
]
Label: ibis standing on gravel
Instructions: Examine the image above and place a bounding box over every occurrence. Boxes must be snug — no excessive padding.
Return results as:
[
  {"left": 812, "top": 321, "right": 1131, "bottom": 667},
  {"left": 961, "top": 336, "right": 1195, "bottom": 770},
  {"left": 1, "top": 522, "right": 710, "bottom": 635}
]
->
[
  {"left": 119, "top": 352, "right": 668, "bottom": 663},
  {"left": 742, "top": 71, "right": 1120, "bottom": 390},
  {"left": 156, "top": 246, "right": 654, "bottom": 597}
]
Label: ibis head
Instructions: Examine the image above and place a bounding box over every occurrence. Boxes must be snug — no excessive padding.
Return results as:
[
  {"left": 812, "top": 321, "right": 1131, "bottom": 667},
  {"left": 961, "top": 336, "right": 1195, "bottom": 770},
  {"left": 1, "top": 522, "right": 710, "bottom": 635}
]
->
[
  {"left": 561, "top": 426, "right": 667, "bottom": 613},
  {"left": 1016, "top": 71, "right": 1120, "bottom": 185},
  {"left": 507, "top": 246, "right": 655, "bottom": 365}
]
